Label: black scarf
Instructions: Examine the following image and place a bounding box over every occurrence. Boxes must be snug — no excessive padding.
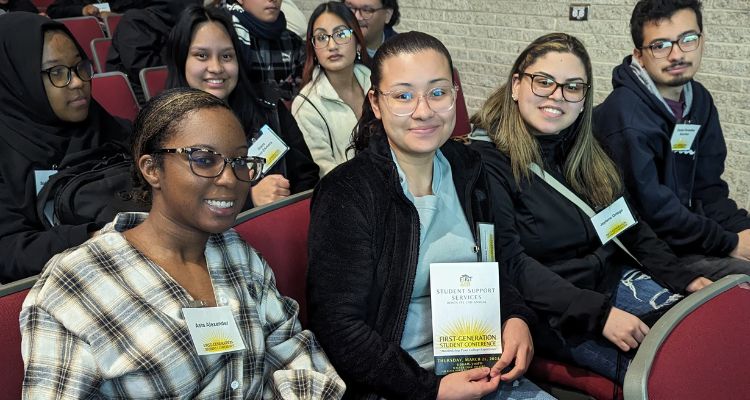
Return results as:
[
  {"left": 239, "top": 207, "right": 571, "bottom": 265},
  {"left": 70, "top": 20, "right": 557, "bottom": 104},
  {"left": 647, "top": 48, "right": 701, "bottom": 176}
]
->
[
  {"left": 0, "top": 12, "right": 131, "bottom": 195},
  {"left": 233, "top": 7, "right": 287, "bottom": 40}
]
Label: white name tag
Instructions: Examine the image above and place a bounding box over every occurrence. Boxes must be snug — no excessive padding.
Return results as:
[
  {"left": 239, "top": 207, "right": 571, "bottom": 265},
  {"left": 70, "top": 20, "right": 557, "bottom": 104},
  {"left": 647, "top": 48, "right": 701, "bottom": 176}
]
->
[
  {"left": 182, "top": 306, "right": 246, "bottom": 356},
  {"left": 590, "top": 197, "right": 637, "bottom": 244},
  {"left": 94, "top": 2, "right": 111, "bottom": 11},
  {"left": 34, "top": 169, "right": 57, "bottom": 195},
  {"left": 247, "top": 125, "right": 289, "bottom": 175},
  {"left": 476, "top": 222, "right": 495, "bottom": 262},
  {"left": 670, "top": 124, "right": 700, "bottom": 152}
]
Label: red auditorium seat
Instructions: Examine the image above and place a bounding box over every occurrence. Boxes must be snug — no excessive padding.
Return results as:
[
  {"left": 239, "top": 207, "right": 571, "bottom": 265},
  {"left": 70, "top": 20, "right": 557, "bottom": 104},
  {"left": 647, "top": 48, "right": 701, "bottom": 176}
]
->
[
  {"left": 233, "top": 190, "right": 313, "bottom": 325},
  {"left": 0, "top": 275, "right": 38, "bottom": 400},
  {"left": 452, "top": 67, "right": 470, "bottom": 137},
  {"left": 91, "top": 72, "right": 140, "bottom": 121},
  {"left": 103, "top": 13, "right": 122, "bottom": 37},
  {"left": 32, "top": 0, "right": 54, "bottom": 13},
  {"left": 90, "top": 37, "right": 111, "bottom": 73},
  {"left": 529, "top": 357, "right": 621, "bottom": 399},
  {"left": 624, "top": 274, "right": 750, "bottom": 399},
  {"left": 139, "top": 66, "right": 169, "bottom": 102},
  {"left": 57, "top": 16, "right": 105, "bottom": 61}
]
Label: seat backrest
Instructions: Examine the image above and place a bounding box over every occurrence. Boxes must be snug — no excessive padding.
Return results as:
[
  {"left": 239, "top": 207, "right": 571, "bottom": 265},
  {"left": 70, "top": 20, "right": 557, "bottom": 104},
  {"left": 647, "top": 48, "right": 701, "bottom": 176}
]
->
[
  {"left": 57, "top": 16, "right": 105, "bottom": 61},
  {"left": 139, "top": 66, "right": 169, "bottom": 102},
  {"left": 233, "top": 191, "right": 312, "bottom": 325},
  {"left": 91, "top": 72, "right": 140, "bottom": 121},
  {"left": 32, "top": 0, "right": 54, "bottom": 12},
  {"left": 624, "top": 274, "right": 750, "bottom": 399},
  {"left": 451, "top": 67, "right": 471, "bottom": 137},
  {"left": 103, "top": 13, "right": 122, "bottom": 37},
  {"left": 0, "top": 276, "right": 38, "bottom": 400},
  {"left": 90, "top": 37, "right": 112, "bottom": 73},
  {"left": 529, "top": 356, "right": 621, "bottom": 400}
]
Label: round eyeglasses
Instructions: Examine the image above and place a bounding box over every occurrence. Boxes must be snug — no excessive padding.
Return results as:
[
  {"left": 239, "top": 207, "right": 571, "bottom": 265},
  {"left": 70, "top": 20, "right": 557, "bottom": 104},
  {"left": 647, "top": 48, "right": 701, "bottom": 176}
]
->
[
  {"left": 376, "top": 86, "right": 458, "bottom": 117},
  {"left": 640, "top": 32, "right": 702, "bottom": 59},
  {"left": 312, "top": 28, "right": 354, "bottom": 48},
  {"left": 153, "top": 147, "right": 265, "bottom": 183},
  {"left": 41, "top": 59, "right": 94, "bottom": 88},
  {"left": 521, "top": 73, "right": 589, "bottom": 103},
  {"left": 345, "top": 4, "right": 385, "bottom": 20}
]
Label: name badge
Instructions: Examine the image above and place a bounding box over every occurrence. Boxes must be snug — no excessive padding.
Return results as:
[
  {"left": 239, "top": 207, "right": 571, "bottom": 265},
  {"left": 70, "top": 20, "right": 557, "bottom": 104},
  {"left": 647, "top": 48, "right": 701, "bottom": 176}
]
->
[
  {"left": 476, "top": 222, "right": 496, "bottom": 262},
  {"left": 35, "top": 169, "right": 57, "bottom": 195},
  {"left": 670, "top": 124, "right": 700, "bottom": 152},
  {"left": 247, "top": 125, "right": 289, "bottom": 175},
  {"left": 182, "top": 306, "right": 246, "bottom": 356},
  {"left": 95, "top": 2, "right": 111, "bottom": 11},
  {"left": 590, "top": 197, "right": 637, "bottom": 244}
]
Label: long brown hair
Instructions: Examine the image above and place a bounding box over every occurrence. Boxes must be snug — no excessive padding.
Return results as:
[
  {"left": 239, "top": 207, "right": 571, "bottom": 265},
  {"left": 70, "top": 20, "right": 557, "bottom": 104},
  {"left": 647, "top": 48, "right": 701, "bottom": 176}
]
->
[{"left": 471, "top": 32, "right": 621, "bottom": 207}]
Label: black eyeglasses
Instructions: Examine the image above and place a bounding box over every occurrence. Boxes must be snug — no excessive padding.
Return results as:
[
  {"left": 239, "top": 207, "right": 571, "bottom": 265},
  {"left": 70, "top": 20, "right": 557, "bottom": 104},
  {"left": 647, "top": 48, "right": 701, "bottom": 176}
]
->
[
  {"left": 153, "top": 147, "right": 265, "bottom": 183},
  {"left": 41, "top": 59, "right": 94, "bottom": 88},
  {"left": 344, "top": 3, "right": 384, "bottom": 19},
  {"left": 312, "top": 28, "right": 354, "bottom": 48},
  {"left": 521, "top": 73, "right": 589, "bottom": 103},
  {"left": 640, "top": 32, "right": 702, "bottom": 59}
]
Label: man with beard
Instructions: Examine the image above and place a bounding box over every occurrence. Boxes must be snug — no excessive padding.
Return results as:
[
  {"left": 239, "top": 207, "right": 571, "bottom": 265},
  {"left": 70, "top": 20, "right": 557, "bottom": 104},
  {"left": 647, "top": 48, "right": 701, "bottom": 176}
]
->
[{"left": 594, "top": 0, "right": 750, "bottom": 278}]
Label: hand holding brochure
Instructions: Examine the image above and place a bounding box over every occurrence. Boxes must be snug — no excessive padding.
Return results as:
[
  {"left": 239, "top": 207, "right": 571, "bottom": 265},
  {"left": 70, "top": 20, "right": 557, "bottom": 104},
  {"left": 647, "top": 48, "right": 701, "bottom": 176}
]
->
[{"left": 430, "top": 262, "right": 502, "bottom": 375}]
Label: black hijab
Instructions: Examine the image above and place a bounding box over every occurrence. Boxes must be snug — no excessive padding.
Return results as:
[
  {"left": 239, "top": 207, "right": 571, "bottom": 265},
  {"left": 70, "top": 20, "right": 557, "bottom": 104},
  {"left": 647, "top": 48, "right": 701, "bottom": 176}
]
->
[{"left": 0, "top": 12, "right": 130, "bottom": 177}]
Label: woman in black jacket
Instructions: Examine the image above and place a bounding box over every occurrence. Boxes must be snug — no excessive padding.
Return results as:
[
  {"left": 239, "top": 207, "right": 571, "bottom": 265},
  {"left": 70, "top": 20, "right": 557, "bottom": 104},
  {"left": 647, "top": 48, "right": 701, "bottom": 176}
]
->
[
  {"left": 469, "top": 33, "right": 711, "bottom": 383},
  {"left": 307, "top": 32, "right": 552, "bottom": 400},
  {"left": 0, "top": 13, "right": 132, "bottom": 282},
  {"left": 165, "top": 5, "right": 318, "bottom": 208}
]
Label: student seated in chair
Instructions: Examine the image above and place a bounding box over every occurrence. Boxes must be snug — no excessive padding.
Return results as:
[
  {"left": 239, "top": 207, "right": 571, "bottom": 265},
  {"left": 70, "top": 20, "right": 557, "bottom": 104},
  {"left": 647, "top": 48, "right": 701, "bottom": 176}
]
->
[{"left": 20, "top": 87, "right": 345, "bottom": 399}]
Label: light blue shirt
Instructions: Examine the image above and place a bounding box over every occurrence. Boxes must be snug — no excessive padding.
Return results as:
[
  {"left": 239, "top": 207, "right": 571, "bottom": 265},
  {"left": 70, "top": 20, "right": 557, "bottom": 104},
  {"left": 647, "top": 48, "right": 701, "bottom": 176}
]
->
[{"left": 392, "top": 150, "right": 477, "bottom": 369}]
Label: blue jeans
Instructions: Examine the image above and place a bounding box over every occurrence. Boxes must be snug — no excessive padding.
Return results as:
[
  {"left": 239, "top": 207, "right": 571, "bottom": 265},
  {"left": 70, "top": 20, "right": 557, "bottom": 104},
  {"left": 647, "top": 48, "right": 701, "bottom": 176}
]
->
[
  {"left": 567, "top": 268, "right": 682, "bottom": 383},
  {"left": 481, "top": 377, "right": 555, "bottom": 400}
]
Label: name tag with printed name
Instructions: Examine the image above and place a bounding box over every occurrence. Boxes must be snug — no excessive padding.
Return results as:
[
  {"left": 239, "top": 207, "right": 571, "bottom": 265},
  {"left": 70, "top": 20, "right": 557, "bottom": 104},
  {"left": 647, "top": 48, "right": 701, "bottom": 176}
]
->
[
  {"left": 476, "top": 222, "right": 495, "bottom": 262},
  {"left": 670, "top": 124, "right": 700, "bottom": 152},
  {"left": 182, "top": 306, "right": 246, "bottom": 356},
  {"left": 590, "top": 197, "right": 637, "bottom": 244},
  {"left": 94, "top": 2, "right": 111, "bottom": 11},
  {"left": 35, "top": 170, "right": 57, "bottom": 195},
  {"left": 247, "top": 125, "right": 289, "bottom": 175}
]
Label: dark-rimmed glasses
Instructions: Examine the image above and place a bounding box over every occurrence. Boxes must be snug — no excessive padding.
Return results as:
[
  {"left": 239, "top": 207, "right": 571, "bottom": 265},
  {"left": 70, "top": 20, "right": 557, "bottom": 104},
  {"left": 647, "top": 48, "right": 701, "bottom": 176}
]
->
[
  {"left": 41, "top": 59, "right": 94, "bottom": 88},
  {"left": 153, "top": 147, "right": 265, "bottom": 183},
  {"left": 640, "top": 32, "right": 702, "bottom": 59},
  {"left": 376, "top": 86, "right": 459, "bottom": 117},
  {"left": 312, "top": 28, "right": 354, "bottom": 48},
  {"left": 345, "top": 3, "right": 385, "bottom": 20},
  {"left": 521, "top": 73, "right": 589, "bottom": 103}
]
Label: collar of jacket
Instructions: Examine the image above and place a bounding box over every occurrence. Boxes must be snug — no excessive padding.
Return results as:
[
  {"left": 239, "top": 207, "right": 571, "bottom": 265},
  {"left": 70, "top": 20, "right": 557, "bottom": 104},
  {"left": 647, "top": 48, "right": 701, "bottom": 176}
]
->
[{"left": 310, "top": 64, "right": 372, "bottom": 103}]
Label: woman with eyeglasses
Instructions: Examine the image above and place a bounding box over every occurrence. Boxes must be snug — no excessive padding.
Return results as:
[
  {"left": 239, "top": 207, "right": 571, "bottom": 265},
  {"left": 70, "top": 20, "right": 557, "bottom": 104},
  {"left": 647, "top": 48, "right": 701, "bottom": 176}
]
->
[
  {"left": 0, "top": 13, "right": 132, "bottom": 283},
  {"left": 469, "top": 33, "right": 711, "bottom": 383},
  {"left": 166, "top": 5, "right": 319, "bottom": 208},
  {"left": 307, "top": 31, "right": 553, "bottom": 400},
  {"left": 21, "top": 87, "right": 346, "bottom": 398},
  {"left": 291, "top": 1, "right": 370, "bottom": 177}
]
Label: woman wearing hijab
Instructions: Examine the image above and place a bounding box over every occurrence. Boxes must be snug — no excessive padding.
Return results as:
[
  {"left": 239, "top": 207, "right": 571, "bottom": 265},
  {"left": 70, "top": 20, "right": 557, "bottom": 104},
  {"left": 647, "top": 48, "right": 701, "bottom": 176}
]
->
[{"left": 0, "top": 13, "right": 132, "bottom": 283}]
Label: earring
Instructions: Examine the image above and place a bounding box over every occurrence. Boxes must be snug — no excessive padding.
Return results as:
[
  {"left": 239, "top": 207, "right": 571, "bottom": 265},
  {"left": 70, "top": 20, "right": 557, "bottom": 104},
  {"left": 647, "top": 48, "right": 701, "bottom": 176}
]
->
[
  {"left": 356, "top": 49, "right": 361, "bottom": 61},
  {"left": 580, "top": 107, "right": 584, "bottom": 112},
  {"left": 512, "top": 93, "right": 518, "bottom": 101}
]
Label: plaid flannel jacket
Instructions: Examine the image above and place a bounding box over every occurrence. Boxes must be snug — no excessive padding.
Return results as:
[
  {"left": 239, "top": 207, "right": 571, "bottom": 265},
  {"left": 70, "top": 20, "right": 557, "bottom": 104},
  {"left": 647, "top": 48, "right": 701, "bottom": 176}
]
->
[{"left": 20, "top": 212, "right": 345, "bottom": 399}]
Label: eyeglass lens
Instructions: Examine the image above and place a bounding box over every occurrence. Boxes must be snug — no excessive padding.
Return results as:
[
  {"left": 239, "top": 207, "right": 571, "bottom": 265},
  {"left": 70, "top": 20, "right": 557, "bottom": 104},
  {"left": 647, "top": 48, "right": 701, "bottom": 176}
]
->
[
  {"left": 648, "top": 33, "right": 701, "bottom": 58},
  {"left": 382, "top": 86, "right": 457, "bottom": 116}
]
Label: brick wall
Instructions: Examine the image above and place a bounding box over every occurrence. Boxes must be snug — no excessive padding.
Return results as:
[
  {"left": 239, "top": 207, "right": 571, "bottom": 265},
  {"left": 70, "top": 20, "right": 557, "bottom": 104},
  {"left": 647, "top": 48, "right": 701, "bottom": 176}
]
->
[{"left": 294, "top": 0, "right": 750, "bottom": 209}]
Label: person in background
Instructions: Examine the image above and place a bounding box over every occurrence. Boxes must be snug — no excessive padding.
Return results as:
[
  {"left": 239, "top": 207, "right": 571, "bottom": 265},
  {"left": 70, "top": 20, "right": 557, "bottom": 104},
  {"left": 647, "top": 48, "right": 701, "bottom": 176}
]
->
[
  {"left": 281, "top": 0, "right": 305, "bottom": 38},
  {"left": 308, "top": 31, "right": 553, "bottom": 400},
  {"left": 0, "top": 0, "right": 38, "bottom": 13},
  {"left": 228, "top": 0, "right": 305, "bottom": 101},
  {"left": 342, "top": 0, "right": 398, "bottom": 57},
  {"left": 166, "top": 5, "right": 318, "bottom": 207},
  {"left": 0, "top": 13, "right": 131, "bottom": 283},
  {"left": 469, "top": 32, "right": 712, "bottom": 383},
  {"left": 21, "top": 87, "right": 345, "bottom": 399},
  {"left": 106, "top": 0, "right": 202, "bottom": 103},
  {"left": 292, "top": 1, "right": 370, "bottom": 177},
  {"left": 46, "top": 0, "right": 148, "bottom": 19},
  {"left": 593, "top": 0, "right": 750, "bottom": 276}
]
